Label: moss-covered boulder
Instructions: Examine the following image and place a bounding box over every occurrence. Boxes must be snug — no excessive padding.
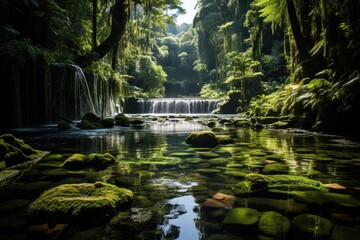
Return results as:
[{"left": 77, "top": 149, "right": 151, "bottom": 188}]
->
[
  {"left": 77, "top": 120, "right": 104, "bottom": 129},
  {"left": 81, "top": 112, "right": 101, "bottom": 123},
  {"left": 27, "top": 182, "right": 133, "bottom": 224},
  {"left": 88, "top": 153, "right": 116, "bottom": 170},
  {"left": 63, "top": 154, "right": 87, "bottom": 170},
  {"left": 77, "top": 113, "right": 114, "bottom": 129},
  {"left": 258, "top": 211, "right": 290, "bottom": 238},
  {"left": 292, "top": 214, "right": 333, "bottom": 239},
  {"left": 222, "top": 207, "right": 260, "bottom": 226},
  {"left": 215, "top": 135, "right": 234, "bottom": 144},
  {"left": 100, "top": 118, "right": 115, "bottom": 128},
  {"left": 63, "top": 153, "right": 116, "bottom": 170},
  {"left": 185, "top": 131, "right": 219, "bottom": 148},
  {"left": 0, "top": 134, "right": 43, "bottom": 168},
  {"left": 115, "top": 113, "right": 130, "bottom": 127},
  {"left": 198, "top": 151, "right": 220, "bottom": 159},
  {"left": 262, "top": 163, "right": 289, "bottom": 174},
  {"left": 244, "top": 173, "right": 325, "bottom": 191}
]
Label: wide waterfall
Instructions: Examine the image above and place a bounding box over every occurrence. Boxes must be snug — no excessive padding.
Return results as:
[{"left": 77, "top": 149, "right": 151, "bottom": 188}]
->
[
  {"left": 136, "top": 98, "right": 220, "bottom": 114},
  {"left": 47, "top": 63, "right": 96, "bottom": 121}
]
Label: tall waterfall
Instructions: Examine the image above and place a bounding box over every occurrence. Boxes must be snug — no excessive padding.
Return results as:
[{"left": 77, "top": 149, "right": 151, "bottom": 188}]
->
[
  {"left": 47, "top": 63, "right": 96, "bottom": 121},
  {"left": 136, "top": 98, "right": 220, "bottom": 114}
]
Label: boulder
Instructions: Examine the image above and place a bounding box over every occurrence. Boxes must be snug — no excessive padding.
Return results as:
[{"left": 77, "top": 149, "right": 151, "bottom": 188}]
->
[
  {"left": 222, "top": 207, "right": 260, "bottom": 226},
  {"left": 81, "top": 112, "right": 101, "bottom": 122},
  {"left": 215, "top": 135, "right": 234, "bottom": 144},
  {"left": 115, "top": 113, "right": 130, "bottom": 127},
  {"left": 244, "top": 173, "right": 325, "bottom": 191},
  {"left": 185, "top": 131, "right": 219, "bottom": 148},
  {"left": 292, "top": 214, "right": 333, "bottom": 239},
  {"left": 258, "top": 211, "right": 290, "bottom": 238},
  {"left": 0, "top": 134, "right": 43, "bottom": 168},
  {"left": 27, "top": 182, "right": 133, "bottom": 224},
  {"left": 63, "top": 153, "right": 117, "bottom": 170}
]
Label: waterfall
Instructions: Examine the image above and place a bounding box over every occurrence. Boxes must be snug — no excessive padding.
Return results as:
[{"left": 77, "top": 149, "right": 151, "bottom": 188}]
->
[
  {"left": 135, "top": 98, "right": 220, "bottom": 114},
  {"left": 47, "top": 63, "right": 96, "bottom": 121}
]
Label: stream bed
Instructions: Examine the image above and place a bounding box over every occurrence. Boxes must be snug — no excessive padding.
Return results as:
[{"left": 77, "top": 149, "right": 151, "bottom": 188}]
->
[{"left": 1, "top": 114, "right": 360, "bottom": 240}]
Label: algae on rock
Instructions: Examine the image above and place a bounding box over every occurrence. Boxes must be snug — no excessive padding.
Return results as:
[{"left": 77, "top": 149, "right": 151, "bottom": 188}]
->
[{"left": 28, "top": 182, "right": 133, "bottom": 224}]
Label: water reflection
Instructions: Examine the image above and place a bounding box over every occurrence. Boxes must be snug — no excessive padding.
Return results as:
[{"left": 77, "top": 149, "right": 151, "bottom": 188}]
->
[{"left": 1, "top": 118, "right": 360, "bottom": 240}]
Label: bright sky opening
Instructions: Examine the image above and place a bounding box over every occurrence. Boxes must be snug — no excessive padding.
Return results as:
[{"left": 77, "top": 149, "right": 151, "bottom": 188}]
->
[{"left": 176, "top": 0, "right": 197, "bottom": 25}]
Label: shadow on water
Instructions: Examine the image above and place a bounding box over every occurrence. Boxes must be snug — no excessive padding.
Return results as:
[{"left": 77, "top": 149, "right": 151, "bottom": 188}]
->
[{"left": 1, "top": 114, "right": 360, "bottom": 239}]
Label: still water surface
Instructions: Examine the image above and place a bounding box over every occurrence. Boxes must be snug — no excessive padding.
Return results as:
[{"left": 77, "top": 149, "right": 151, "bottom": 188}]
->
[{"left": 1, "top": 115, "right": 359, "bottom": 239}]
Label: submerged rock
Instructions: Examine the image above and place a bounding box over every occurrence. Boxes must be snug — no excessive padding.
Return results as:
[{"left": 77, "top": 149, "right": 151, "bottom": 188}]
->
[
  {"left": 244, "top": 173, "right": 325, "bottom": 191},
  {"left": 185, "top": 131, "right": 219, "bottom": 148},
  {"left": 258, "top": 211, "right": 290, "bottom": 238},
  {"left": 27, "top": 182, "right": 133, "bottom": 224},
  {"left": 292, "top": 214, "right": 333, "bottom": 239},
  {"left": 222, "top": 207, "right": 260, "bottom": 226}
]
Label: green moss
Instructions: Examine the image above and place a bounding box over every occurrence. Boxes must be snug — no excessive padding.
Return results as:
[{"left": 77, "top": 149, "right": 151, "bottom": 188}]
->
[
  {"left": 114, "top": 113, "right": 130, "bottom": 127},
  {"left": 198, "top": 152, "right": 220, "bottom": 159},
  {"left": 262, "top": 163, "right": 289, "bottom": 174},
  {"left": 258, "top": 211, "right": 290, "bottom": 237},
  {"left": 208, "top": 158, "right": 228, "bottom": 166},
  {"left": 291, "top": 190, "right": 360, "bottom": 207},
  {"left": 185, "top": 131, "right": 219, "bottom": 148},
  {"left": 216, "top": 135, "right": 234, "bottom": 144},
  {"left": 88, "top": 153, "right": 116, "bottom": 169},
  {"left": 292, "top": 214, "right": 332, "bottom": 238},
  {"left": 0, "top": 134, "right": 43, "bottom": 168},
  {"left": 197, "top": 168, "right": 222, "bottom": 176},
  {"left": 244, "top": 173, "right": 325, "bottom": 191},
  {"left": 63, "top": 154, "right": 88, "bottom": 170},
  {"left": 28, "top": 182, "right": 133, "bottom": 223},
  {"left": 222, "top": 207, "right": 260, "bottom": 226},
  {"left": 77, "top": 120, "right": 104, "bottom": 129},
  {"left": 64, "top": 153, "right": 116, "bottom": 170}
]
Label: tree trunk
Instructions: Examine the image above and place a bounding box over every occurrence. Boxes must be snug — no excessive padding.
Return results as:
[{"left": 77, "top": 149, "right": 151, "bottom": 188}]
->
[
  {"left": 92, "top": 0, "right": 97, "bottom": 50},
  {"left": 112, "top": 42, "right": 120, "bottom": 70},
  {"left": 75, "top": 0, "right": 127, "bottom": 68},
  {"left": 286, "top": 0, "right": 307, "bottom": 62}
]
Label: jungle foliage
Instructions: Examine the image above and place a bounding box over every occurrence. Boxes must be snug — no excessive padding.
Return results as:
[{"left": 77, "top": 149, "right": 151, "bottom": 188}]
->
[{"left": 0, "top": 0, "right": 360, "bottom": 134}]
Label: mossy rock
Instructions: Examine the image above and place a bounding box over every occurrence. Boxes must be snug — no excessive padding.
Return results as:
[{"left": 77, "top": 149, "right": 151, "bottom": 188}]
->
[
  {"left": 88, "top": 153, "right": 116, "bottom": 170},
  {"left": 244, "top": 173, "right": 325, "bottom": 191},
  {"left": 292, "top": 214, "right": 332, "bottom": 239},
  {"left": 114, "top": 113, "right": 130, "bottom": 127},
  {"left": 216, "top": 135, "right": 234, "bottom": 144},
  {"left": 208, "top": 158, "right": 228, "bottom": 166},
  {"left": 183, "top": 158, "right": 202, "bottom": 164},
  {"left": 130, "top": 119, "right": 144, "bottom": 125},
  {"left": 258, "top": 211, "right": 290, "bottom": 237},
  {"left": 197, "top": 168, "right": 222, "bottom": 176},
  {"left": 81, "top": 112, "right": 101, "bottom": 123},
  {"left": 169, "top": 152, "right": 195, "bottom": 158},
  {"left": 185, "top": 131, "right": 219, "bottom": 148},
  {"left": 198, "top": 152, "right": 220, "bottom": 159},
  {"left": 63, "top": 154, "right": 88, "bottom": 170},
  {"left": 64, "top": 153, "right": 116, "bottom": 170},
  {"left": 262, "top": 163, "right": 289, "bottom": 174},
  {"left": 0, "top": 134, "right": 43, "bottom": 168},
  {"left": 222, "top": 207, "right": 260, "bottom": 226},
  {"left": 331, "top": 226, "right": 360, "bottom": 240},
  {"left": 27, "top": 182, "right": 133, "bottom": 224},
  {"left": 77, "top": 120, "right": 104, "bottom": 129},
  {"left": 290, "top": 190, "right": 360, "bottom": 207},
  {"left": 238, "top": 197, "right": 307, "bottom": 215},
  {"left": 99, "top": 118, "right": 114, "bottom": 128}
]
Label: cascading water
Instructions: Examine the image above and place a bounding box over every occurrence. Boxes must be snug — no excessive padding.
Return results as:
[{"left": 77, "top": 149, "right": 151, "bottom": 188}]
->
[
  {"left": 47, "top": 63, "right": 96, "bottom": 121},
  {"left": 136, "top": 98, "right": 220, "bottom": 114}
]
